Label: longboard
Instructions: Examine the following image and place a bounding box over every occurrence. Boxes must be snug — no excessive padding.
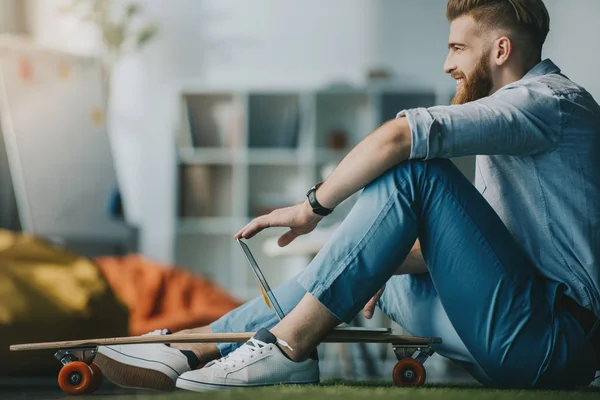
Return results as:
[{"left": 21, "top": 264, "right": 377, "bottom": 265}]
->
[
  {"left": 10, "top": 329, "right": 441, "bottom": 351},
  {"left": 10, "top": 328, "right": 440, "bottom": 394}
]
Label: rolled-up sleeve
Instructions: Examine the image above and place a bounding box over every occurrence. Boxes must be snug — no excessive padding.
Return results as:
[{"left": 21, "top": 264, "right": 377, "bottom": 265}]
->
[{"left": 397, "top": 82, "right": 562, "bottom": 160}]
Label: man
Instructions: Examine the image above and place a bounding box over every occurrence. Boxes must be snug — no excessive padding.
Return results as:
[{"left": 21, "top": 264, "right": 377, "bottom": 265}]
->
[{"left": 95, "top": 0, "right": 600, "bottom": 390}]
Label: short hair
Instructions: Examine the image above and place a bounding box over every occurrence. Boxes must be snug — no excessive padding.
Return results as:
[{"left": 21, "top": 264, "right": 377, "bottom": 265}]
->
[{"left": 446, "top": 0, "right": 550, "bottom": 64}]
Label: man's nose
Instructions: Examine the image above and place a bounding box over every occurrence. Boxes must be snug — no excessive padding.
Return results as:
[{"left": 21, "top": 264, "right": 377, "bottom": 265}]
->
[{"left": 443, "top": 53, "right": 455, "bottom": 74}]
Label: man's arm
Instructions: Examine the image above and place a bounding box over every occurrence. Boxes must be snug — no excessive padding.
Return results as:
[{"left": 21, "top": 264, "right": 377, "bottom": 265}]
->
[
  {"left": 312, "top": 117, "right": 412, "bottom": 210},
  {"left": 234, "top": 117, "right": 412, "bottom": 242}
]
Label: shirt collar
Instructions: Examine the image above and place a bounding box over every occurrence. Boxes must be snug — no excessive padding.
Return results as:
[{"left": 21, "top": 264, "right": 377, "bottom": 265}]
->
[{"left": 522, "top": 58, "right": 561, "bottom": 79}]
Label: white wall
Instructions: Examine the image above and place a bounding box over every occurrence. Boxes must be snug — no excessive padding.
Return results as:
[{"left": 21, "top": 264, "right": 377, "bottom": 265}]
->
[
  {"left": 27, "top": 0, "right": 101, "bottom": 54},
  {"left": 543, "top": 0, "right": 600, "bottom": 101},
  {"left": 373, "top": 0, "right": 454, "bottom": 89},
  {"left": 25, "top": 0, "right": 600, "bottom": 262}
]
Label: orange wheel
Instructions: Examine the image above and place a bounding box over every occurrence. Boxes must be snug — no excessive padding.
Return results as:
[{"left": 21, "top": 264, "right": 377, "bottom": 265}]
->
[
  {"left": 88, "top": 362, "right": 103, "bottom": 393},
  {"left": 392, "top": 358, "right": 426, "bottom": 387},
  {"left": 57, "top": 361, "right": 93, "bottom": 395}
]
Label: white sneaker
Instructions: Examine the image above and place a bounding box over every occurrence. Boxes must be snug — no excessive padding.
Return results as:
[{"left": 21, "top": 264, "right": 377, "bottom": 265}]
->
[
  {"left": 175, "top": 328, "right": 319, "bottom": 392},
  {"left": 94, "top": 329, "right": 197, "bottom": 391}
]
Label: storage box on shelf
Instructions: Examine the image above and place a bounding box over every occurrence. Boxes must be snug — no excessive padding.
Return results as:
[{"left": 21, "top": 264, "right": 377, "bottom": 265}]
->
[
  {"left": 315, "top": 91, "right": 374, "bottom": 154},
  {"left": 174, "top": 87, "right": 444, "bottom": 299}
]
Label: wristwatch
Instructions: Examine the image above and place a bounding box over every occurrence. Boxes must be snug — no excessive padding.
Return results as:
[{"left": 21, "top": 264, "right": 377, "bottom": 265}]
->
[{"left": 306, "top": 182, "right": 334, "bottom": 216}]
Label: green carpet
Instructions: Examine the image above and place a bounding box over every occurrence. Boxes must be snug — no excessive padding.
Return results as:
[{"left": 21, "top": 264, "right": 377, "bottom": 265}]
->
[
  {"left": 100, "top": 380, "right": 600, "bottom": 400},
  {"left": 2, "top": 379, "right": 599, "bottom": 399}
]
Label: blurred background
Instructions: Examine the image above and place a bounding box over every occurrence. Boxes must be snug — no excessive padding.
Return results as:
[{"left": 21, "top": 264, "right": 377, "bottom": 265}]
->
[{"left": 0, "top": 0, "right": 598, "bottom": 385}]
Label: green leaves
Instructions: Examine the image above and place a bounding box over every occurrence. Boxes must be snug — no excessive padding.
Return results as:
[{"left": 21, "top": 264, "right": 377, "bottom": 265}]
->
[
  {"left": 102, "top": 23, "right": 125, "bottom": 50},
  {"left": 137, "top": 23, "right": 158, "bottom": 48},
  {"left": 125, "top": 3, "right": 141, "bottom": 19},
  {"left": 62, "top": 0, "right": 159, "bottom": 58}
]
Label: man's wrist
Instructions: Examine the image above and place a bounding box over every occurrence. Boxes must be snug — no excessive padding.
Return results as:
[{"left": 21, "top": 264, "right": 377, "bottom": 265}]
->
[
  {"left": 303, "top": 199, "right": 324, "bottom": 219},
  {"left": 306, "top": 182, "right": 335, "bottom": 216}
]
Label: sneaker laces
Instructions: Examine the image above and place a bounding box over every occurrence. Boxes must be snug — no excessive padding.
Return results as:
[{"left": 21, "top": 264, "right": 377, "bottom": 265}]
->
[
  {"left": 142, "top": 329, "right": 170, "bottom": 336},
  {"left": 209, "top": 337, "right": 294, "bottom": 370}
]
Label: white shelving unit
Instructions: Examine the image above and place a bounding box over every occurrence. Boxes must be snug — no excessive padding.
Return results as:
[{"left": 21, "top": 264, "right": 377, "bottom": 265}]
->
[{"left": 174, "top": 87, "right": 457, "bottom": 300}]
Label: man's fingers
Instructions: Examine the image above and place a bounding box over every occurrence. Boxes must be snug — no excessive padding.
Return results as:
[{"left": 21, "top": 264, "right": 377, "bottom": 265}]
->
[
  {"left": 363, "top": 297, "right": 378, "bottom": 319},
  {"left": 363, "top": 286, "right": 385, "bottom": 320},
  {"left": 235, "top": 215, "right": 267, "bottom": 239},
  {"left": 240, "top": 220, "right": 265, "bottom": 239},
  {"left": 235, "top": 212, "right": 289, "bottom": 239},
  {"left": 233, "top": 204, "right": 303, "bottom": 240},
  {"left": 277, "top": 230, "right": 298, "bottom": 247}
]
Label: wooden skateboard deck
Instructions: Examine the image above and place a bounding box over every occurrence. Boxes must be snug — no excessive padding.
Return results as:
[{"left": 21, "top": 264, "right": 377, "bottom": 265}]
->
[
  {"left": 11, "top": 329, "right": 441, "bottom": 351},
  {"left": 10, "top": 328, "right": 441, "bottom": 393}
]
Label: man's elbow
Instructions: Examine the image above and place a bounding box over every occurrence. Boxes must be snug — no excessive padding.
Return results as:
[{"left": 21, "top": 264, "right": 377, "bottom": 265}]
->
[{"left": 384, "top": 117, "right": 412, "bottom": 162}]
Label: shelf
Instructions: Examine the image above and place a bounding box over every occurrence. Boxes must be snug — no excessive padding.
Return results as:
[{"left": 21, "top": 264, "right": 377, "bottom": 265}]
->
[
  {"left": 177, "top": 217, "right": 237, "bottom": 234},
  {"left": 178, "top": 165, "right": 234, "bottom": 218},
  {"left": 379, "top": 92, "right": 436, "bottom": 123},
  {"left": 247, "top": 148, "right": 312, "bottom": 165},
  {"left": 315, "top": 92, "right": 372, "bottom": 149},
  {"left": 316, "top": 148, "right": 347, "bottom": 164},
  {"left": 180, "top": 93, "right": 244, "bottom": 148},
  {"left": 178, "top": 147, "right": 245, "bottom": 165},
  {"left": 248, "top": 165, "right": 311, "bottom": 217},
  {"left": 178, "top": 148, "right": 316, "bottom": 166},
  {"left": 248, "top": 93, "right": 302, "bottom": 149}
]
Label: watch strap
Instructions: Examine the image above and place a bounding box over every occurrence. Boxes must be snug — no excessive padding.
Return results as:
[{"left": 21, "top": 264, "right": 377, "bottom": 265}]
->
[{"left": 306, "top": 182, "right": 334, "bottom": 216}]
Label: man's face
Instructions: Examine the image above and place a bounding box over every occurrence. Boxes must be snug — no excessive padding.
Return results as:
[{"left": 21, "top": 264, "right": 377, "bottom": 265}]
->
[{"left": 444, "top": 15, "right": 494, "bottom": 105}]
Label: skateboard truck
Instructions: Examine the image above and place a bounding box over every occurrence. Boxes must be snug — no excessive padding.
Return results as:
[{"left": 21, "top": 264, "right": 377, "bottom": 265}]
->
[
  {"left": 392, "top": 344, "right": 435, "bottom": 363},
  {"left": 54, "top": 347, "right": 97, "bottom": 366},
  {"left": 390, "top": 344, "right": 435, "bottom": 386}
]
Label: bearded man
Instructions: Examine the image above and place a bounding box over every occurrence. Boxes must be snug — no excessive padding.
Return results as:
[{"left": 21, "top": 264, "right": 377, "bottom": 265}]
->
[{"left": 94, "top": 0, "right": 600, "bottom": 390}]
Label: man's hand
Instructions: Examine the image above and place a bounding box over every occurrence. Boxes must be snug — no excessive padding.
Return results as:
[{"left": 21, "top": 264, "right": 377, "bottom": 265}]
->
[
  {"left": 363, "top": 285, "right": 385, "bottom": 319},
  {"left": 363, "top": 240, "right": 427, "bottom": 320},
  {"left": 234, "top": 200, "right": 323, "bottom": 247}
]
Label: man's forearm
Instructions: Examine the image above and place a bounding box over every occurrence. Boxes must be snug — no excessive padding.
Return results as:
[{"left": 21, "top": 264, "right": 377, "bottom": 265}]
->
[{"left": 312, "top": 117, "right": 412, "bottom": 209}]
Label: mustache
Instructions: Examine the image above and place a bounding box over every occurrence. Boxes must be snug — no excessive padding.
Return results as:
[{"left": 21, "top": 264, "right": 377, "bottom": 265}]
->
[{"left": 451, "top": 72, "right": 465, "bottom": 80}]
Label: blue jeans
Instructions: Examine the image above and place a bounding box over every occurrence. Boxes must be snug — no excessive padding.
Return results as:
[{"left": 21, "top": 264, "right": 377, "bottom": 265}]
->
[{"left": 211, "top": 159, "right": 597, "bottom": 389}]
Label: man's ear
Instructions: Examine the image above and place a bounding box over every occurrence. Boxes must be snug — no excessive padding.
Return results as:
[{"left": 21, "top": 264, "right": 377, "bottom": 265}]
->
[{"left": 494, "top": 36, "right": 512, "bottom": 66}]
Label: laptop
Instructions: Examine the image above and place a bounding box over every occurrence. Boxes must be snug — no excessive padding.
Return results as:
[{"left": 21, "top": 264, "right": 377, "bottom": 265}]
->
[
  {"left": 236, "top": 238, "right": 391, "bottom": 333},
  {"left": 237, "top": 238, "right": 286, "bottom": 320}
]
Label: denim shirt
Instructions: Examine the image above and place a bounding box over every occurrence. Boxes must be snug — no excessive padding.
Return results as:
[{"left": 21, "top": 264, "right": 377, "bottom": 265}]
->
[{"left": 398, "top": 59, "right": 600, "bottom": 318}]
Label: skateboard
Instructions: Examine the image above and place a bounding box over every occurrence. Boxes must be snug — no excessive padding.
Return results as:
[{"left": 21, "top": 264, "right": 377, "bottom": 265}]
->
[{"left": 10, "top": 328, "right": 441, "bottom": 394}]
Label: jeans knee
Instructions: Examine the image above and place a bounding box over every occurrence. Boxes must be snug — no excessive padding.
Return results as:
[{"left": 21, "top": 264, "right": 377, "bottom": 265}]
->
[
  {"left": 372, "top": 159, "right": 456, "bottom": 188},
  {"left": 398, "top": 159, "right": 455, "bottom": 176}
]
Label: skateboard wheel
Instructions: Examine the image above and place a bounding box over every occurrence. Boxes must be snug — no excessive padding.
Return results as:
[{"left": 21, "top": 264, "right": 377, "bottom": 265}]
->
[
  {"left": 58, "top": 361, "right": 94, "bottom": 395},
  {"left": 88, "top": 362, "right": 103, "bottom": 393},
  {"left": 392, "top": 358, "right": 426, "bottom": 387}
]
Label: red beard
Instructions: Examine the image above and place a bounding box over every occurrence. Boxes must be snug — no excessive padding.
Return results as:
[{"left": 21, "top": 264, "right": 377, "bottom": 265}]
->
[{"left": 451, "top": 51, "right": 493, "bottom": 105}]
